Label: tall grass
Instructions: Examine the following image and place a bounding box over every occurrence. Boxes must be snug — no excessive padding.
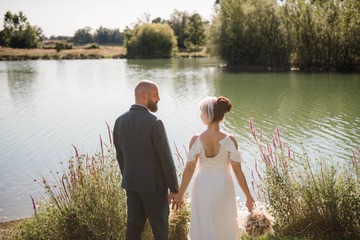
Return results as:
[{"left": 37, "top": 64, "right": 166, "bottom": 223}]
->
[
  {"left": 249, "top": 118, "right": 360, "bottom": 239},
  {"left": 13, "top": 124, "right": 189, "bottom": 240},
  {"left": 11, "top": 120, "right": 360, "bottom": 239}
]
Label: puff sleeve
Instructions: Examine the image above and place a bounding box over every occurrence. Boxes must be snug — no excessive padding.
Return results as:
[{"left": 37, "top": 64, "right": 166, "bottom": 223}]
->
[
  {"left": 186, "top": 137, "right": 203, "bottom": 163},
  {"left": 223, "top": 137, "right": 243, "bottom": 163}
]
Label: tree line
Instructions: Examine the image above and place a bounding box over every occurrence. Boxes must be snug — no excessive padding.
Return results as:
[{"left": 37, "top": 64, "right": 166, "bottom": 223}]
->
[
  {"left": 0, "top": 0, "right": 359, "bottom": 71},
  {"left": 0, "top": 10, "right": 206, "bottom": 51},
  {"left": 211, "top": 0, "right": 359, "bottom": 70},
  {"left": 0, "top": 11, "right": 125, "bottom": 47}
]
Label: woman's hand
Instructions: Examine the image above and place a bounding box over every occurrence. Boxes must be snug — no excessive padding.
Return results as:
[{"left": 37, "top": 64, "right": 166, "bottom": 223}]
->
[
  {"left": 171, "top": 192, "right": 184, "bottom": 211},
  {"left": 246, "top": 196, "right": 256, "bottom": 212}
]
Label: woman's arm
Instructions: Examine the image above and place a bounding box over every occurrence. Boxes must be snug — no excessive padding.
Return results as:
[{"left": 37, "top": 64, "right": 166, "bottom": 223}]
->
[
  {"left": 231, "top": 161, "right": 255, "bottom": 212},
  {"left": 171, "top": 135, "right": 198, "bottom": 210},
  {"left": 229, "top": 135, "right": 255, "bottom": 212},
  {"left": 172, "top": 161, "right": 197, "bottom": 210}
]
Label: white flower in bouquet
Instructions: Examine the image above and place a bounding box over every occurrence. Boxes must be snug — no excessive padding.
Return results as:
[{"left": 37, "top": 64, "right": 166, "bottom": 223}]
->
[{"left": 244, "top": 207, "right": 275, "bottom": 237}]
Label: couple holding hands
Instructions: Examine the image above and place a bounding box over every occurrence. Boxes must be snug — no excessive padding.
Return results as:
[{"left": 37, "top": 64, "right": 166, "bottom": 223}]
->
[{"left": 113, "top": 80, "right": 255, "bottom": 240}]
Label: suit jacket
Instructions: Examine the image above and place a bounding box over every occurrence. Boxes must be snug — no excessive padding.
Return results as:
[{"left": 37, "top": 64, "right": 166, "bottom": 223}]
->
[{"left": 113, "top": 104, "right": 179, "bottom": 193}]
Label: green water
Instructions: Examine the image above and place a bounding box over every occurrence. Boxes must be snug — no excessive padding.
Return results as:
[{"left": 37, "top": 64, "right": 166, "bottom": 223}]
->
[{"left": 0, "top": 58, "right": 359, "bottom": 221}]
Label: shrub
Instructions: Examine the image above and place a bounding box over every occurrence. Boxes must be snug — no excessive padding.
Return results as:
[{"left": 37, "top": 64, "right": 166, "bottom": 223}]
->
[
  {"left": 249, "top": 118, "right": 360, "bottom": 239},
  {"left": 55, "top": 42, "right": 73, "bottom": 52},
  {"left": 125, "top": 23, "right": 178, "bottom": 59}
]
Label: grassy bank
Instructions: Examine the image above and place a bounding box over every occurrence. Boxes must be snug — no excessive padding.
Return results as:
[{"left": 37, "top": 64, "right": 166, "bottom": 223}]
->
[
  {"left": 0, "top": 219, "right": 23, "bottom": 240},
  {"left": 0, "top": 46, "right": 126, "bottom": 61},
  {"left": 0, "top": 46, "right": 209, "bottom": 61}
]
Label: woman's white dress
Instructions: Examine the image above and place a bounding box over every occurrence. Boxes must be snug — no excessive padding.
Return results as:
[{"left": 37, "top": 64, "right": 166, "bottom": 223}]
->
[{"left": 187, "top": 135, "right": 243, "bottom": 240}]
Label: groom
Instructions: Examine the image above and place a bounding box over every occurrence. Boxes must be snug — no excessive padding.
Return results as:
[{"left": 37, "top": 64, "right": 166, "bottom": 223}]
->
[{"left": 113, "top": 80, "right": 179, "bottom": 240}]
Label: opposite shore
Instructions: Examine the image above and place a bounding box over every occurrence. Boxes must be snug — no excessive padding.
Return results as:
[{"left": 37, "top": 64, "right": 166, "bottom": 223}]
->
[
  {"left": 0, "top": 46, "right": 208, "bottom": 61},
  {"left": 1, "top": 46, "right": 358, "bottom": 72}
]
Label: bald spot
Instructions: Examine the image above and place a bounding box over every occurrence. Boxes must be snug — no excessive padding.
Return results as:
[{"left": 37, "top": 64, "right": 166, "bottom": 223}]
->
[{"left": 135, "top": 80, "right": 157, "bottom": 104}]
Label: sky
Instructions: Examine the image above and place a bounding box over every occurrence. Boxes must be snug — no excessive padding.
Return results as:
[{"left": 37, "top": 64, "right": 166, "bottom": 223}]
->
[{"left": 1, "top": 0, "right": 217, "bottom": 37}]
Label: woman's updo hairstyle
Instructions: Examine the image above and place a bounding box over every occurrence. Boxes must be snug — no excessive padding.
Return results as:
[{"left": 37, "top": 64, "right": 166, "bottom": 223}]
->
[{"left": 213, "top": 96, "right": 232, "bottom": 122}]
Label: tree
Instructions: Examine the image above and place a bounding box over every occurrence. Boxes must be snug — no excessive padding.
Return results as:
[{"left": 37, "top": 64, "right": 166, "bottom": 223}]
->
[
  {"left": 210, "top": 0, "right": 359, "bottom": 70},
  {"left": 210, "top": 0, "right": 288, "bottom": 67},
  {"left": 34, "top": 26, "right": 45, "bottom": 41},
  {"left": 94, "top": 26, "right": 123, "bottom": 45},
  {"left": 338, "top": 0, "right": 360, "bottom": 69},
  {"left": 151, "top": 17, "right": 166, "bottom": 24},
  {"left": 187, "top": 13, "right": 206, "bottom": 50},
  {"left": 0, "top": 11, "right": 38, "bottom": 48},
  {"left": 167, "top": 10, "right": 206, "bottom": 51},
  {"left": 72, "top": 27, "right": 94, "bottom": 45},
  {"left": 125, "top": 23, "right": 177, "bottom": 59},
  {"left": 167, "top": 10, "right": 190, "bottom": 50}
]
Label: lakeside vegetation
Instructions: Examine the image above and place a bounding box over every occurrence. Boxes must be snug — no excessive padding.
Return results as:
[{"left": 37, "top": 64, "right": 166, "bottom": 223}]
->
[
  {"left": 0, "top": 45, "right": 127, "bottom": 61},
  {"left": 0, "top": 45, "right": 208, "bottom": 61},
  {"left": 1, "top": 0, "right": 359, "bottom": 71},
  {"left": 1, "top": 120, "right": 359, "bottom": 240},
  {"left": 209, "top": 0, "right": 359, "bottom": 71}
]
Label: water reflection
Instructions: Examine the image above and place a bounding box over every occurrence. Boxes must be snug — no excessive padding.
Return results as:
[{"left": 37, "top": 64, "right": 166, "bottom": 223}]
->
[
  {"left": 214, "top": 72, "right": 360, "bottom": 161},
  {"left": 6, "top": 61, "right": 38, "bottom": 110}
]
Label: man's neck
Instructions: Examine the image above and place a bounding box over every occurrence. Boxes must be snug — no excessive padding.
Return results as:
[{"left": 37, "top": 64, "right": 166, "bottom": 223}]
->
[{"left": 134, "top": 103, "right": 149, "bottom": 110}]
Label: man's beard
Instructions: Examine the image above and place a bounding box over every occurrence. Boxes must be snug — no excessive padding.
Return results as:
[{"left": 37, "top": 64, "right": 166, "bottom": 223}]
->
[{"left": 147, "top": 99, "right": 158, "bottom": 112}]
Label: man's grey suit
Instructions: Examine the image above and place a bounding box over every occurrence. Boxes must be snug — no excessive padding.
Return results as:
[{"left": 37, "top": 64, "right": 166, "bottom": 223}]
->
[{"left": 113, "top": 104, "right": 179, "bottom": 240}]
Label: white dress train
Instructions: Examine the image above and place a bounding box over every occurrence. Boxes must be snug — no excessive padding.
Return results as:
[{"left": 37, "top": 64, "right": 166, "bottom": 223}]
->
[{"left": 187, "top": 135, "right": 243, "bottom": 240}]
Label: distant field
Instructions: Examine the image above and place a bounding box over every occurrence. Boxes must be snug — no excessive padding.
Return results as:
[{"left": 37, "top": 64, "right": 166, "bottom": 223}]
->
[
  {"left": 0, "top": 45, "right": 208, "bottom": 60},
  {"left": 0, "top": 46, "right": 126, "bottom": 60}
]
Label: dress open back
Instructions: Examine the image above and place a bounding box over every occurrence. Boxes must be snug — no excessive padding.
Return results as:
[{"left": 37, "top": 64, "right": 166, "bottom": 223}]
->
[{"left": 187, "top": 135, "right": 243, "bottom": 240}]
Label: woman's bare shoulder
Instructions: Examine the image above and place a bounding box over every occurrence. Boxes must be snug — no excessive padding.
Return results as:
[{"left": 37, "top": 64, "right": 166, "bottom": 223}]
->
[
  {"left": 228, "top": 134, "right": 239, "bottom": 149},
  {"left": 189, "top": 134, "right": 200, "bottom": 149}
]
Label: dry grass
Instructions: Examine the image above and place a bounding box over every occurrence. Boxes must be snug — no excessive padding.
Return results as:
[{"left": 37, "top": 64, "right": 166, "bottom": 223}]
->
[
  {"left": 0, "top": 46, "right": 126, "bottom": 60},
  {"left": 0, "top": 46, "right": 211, "bottom": 60},
  {"left": 175, "top": 47, "right": 209, "bottom": 58},
  {"left": 0, "top": 219, "right": 24, "bottom": 240}
]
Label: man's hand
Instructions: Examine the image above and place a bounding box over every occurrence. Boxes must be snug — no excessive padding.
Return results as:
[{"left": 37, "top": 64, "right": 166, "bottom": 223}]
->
[
  {"left": 168, "top": 192, "right": 176, "bottom": 205},
  {"left": 171, "top": 192, "right": 184, "bottom": 211}
]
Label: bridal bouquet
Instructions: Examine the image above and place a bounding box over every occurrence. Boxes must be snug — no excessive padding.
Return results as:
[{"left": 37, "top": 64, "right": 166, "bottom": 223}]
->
[{"left": 244, "top": 207, "right": 275, "bottom": 237}]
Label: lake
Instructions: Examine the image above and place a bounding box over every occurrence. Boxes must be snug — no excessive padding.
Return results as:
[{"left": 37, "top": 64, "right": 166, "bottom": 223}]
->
[{"left": 0, "top": 58, "right": 359, "bottom": 222}]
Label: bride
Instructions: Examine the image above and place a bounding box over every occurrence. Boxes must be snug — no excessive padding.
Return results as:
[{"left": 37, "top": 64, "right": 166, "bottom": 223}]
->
[{"left": 172, "top": 96, "right": 255, "bottom": 240}]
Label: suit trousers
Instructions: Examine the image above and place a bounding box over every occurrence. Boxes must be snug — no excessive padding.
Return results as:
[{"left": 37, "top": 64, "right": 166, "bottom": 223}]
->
[{"left": 126, "top": 190, "right": 169, "bottom": 240}]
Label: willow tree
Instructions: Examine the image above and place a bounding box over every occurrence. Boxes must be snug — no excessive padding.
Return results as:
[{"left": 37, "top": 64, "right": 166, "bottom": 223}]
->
[
  {"left": 337, "top": 0, "right": 360, "bottom": 69},
  {"left": 210, "top": 0, "right": 288, "bottom": 68},
  {"left": 281, "top": 0, "right": 359, "bottom": 70},
  {"left": 125, "top": 23, "right": 177, "bottom": 59}
]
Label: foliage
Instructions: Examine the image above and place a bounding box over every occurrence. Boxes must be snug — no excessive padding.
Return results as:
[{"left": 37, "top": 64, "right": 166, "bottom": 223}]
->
[
  {"left": 72, "top": 27, "right": 94, "bottom": 45},
  {"left": 0, "top": 11, "right": 39, "bottom": 48},
  {"left": 210, "top": 0, "right": 288, "bottom": 67},
  {"left": 13, "top": 124, "right": 189, "bottom": 239},
  {"left": 167, "top": 10, "right": 207, "bottom": 51},
  {"left": 167, "top": 10, "right": 190, "bottom": 50},
  {"left": 211, "top": 0, "right": 360, "bottom": 70},
  {"left": 152, "top": 17, "right": 167, "bottom": 24},
  {"left": 94, "top": 26, "right": 123, "bottom": 45},
  {"left": 186, "top": 13, "right": 206, "bottom": 50},
  {"left": 249, "top": 118, "right": 360, "bottom": 239},
  {"left": 49, "top": 35, "right": 72, "bottom": 42},
  {"left": 125, "top": 23, "right": 177, "bottom": 59},
  {"left": 55, "top": 42, "right": 73, "bottom": 52}
]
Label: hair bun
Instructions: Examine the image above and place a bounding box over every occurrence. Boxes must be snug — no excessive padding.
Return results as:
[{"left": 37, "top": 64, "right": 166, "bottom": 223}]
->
[{"left": 216, "top": 96, "right": 232, "bottom": 113}]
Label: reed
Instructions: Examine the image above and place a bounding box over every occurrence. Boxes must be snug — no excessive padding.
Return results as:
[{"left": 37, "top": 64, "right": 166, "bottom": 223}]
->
[
  {"left": 13, "top": 123, "right": 189, "bottom": 240},
  {"left": 10, "top": 120, "right": 360, "bottom": 239},
  {"left": 249, "top": 118, "right": 360, "bottom": 239}
]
